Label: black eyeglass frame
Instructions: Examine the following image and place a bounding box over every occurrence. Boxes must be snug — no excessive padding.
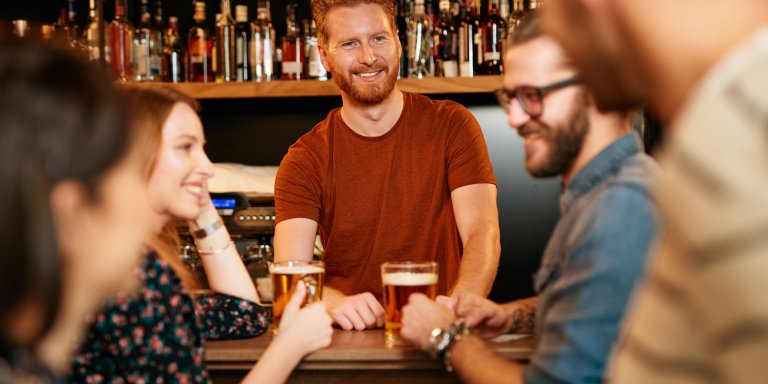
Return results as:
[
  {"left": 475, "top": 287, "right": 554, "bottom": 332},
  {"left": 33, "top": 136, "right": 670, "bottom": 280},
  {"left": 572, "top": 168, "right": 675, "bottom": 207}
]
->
[{"left": 494, "top": 76, "right": 581, "bottom": 118}]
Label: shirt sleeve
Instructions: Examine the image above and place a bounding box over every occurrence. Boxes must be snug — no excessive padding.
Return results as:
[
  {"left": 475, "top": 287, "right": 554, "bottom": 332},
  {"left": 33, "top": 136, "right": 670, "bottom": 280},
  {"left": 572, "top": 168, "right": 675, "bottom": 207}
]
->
[
  {"left": 524, "top": 184, "right": 658, "bottom": 384},
  {"left": 274, "top": 143, "right": 323, "bottom": 224},
  {"left": 194, "top": 293, "right": 271, "bottom": 341},
  {"left": 445, "top": 104, "right": 497, "bottom": 191}
]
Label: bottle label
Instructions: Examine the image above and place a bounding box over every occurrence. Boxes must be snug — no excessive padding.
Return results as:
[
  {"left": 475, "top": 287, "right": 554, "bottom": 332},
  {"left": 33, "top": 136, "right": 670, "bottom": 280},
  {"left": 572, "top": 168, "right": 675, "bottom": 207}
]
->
[
  {"left": 282, "top": 61, "right": 302, "bottom": 74},
  {"left": 460, "top": 61, "right": 472, "bottom": 77},
  {"left": 309, "top": 61, "right": 327, "bottom": 77},
  {"left": 136, "top": 43, "right": 148, "bottom": 76},
  {"left": 484, "top": 52, "right": 501, "bottom": 61},
  {"left": 442, "top": 60, "right": 458, "bottom": 77}
]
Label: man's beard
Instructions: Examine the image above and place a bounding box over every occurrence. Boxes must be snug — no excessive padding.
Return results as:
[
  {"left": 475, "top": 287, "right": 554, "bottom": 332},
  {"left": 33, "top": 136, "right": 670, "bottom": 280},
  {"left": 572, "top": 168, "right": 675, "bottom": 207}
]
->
[
  {"left": 524, "top": 91, "right": 589, "bottom": 178},
  {"left": 329, "top": 61, "right": 399, "bottom": 105}
]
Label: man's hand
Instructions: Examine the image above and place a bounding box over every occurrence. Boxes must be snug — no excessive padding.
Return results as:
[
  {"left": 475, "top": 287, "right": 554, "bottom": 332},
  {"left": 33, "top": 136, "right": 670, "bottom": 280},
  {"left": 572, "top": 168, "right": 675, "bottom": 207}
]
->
[
  {"left": 326, "top": 292, "right": 385, "bottom": 330},
  {"left": 454, "top": 293, "right": 511, "bottom": 339},
  {"left": 401, "top": 294, "right": 456, "bottom": 350}
]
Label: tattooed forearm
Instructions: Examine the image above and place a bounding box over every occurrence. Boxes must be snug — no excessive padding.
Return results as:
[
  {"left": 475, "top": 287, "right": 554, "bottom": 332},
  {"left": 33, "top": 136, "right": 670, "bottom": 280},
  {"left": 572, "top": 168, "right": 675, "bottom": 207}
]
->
[{"left": 508, "top": 303, "right": 537, "bottom": 334}]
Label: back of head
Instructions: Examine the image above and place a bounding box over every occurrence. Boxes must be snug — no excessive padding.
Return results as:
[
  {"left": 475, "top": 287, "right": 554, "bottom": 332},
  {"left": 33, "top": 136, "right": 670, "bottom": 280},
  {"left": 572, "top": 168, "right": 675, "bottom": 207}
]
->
[
  {"left": 0, "top": 42, "right": 129, "bottom": 355},
  {"left": 311, "top": 0, "right": 396, "bottom": 46}
]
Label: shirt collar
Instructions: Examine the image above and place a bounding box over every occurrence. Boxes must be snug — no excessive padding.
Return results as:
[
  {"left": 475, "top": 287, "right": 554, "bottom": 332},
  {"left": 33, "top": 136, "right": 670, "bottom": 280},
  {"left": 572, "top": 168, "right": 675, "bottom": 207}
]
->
[{"left": 559, "top": 133, "right": 642, "bottom": 214}]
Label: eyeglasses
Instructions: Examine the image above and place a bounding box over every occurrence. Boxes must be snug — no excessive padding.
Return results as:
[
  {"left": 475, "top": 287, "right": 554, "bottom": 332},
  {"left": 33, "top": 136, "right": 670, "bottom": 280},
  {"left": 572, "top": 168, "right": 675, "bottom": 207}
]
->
[{"left": 494, "top": 77, "right": 581, "bottom": 118}]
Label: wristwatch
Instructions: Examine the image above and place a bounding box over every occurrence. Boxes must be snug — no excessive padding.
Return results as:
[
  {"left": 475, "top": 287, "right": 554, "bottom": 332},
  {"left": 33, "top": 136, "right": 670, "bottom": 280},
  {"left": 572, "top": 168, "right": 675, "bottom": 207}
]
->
[{"left": 428, "top": 319, "right": 469, "bottom": 372}]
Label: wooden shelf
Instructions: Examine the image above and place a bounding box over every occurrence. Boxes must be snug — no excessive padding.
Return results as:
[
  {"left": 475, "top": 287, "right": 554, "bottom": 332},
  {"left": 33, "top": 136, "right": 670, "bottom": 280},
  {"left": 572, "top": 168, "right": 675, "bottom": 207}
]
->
[{"left": 151, "top": 76, "right": 502, "bottom": 99}]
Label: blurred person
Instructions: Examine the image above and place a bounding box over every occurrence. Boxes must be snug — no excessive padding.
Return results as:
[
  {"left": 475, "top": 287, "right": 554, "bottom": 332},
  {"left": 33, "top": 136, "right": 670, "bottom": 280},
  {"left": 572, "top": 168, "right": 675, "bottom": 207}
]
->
[
  {"left": 541, "top": 1, "right": 768, "bottom": 383},
  {"left": 69, "top": 86, "right": 333, "bottom": 383},
  {"left": 274, "top": 0, "right": 500, "bottom": 332},
  {"left": 399, "top": 14, "right": 659, "bottom": 383},
  {"left": 0, "top": 42, "right": 153, "bottom": 380}
]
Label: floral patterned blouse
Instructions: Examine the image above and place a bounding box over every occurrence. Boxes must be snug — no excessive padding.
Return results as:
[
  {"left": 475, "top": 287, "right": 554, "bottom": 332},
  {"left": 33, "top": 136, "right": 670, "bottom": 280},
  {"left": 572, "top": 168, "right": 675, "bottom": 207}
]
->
[{"left": 68, "top": 251, "right": 269, "bottom": 383}]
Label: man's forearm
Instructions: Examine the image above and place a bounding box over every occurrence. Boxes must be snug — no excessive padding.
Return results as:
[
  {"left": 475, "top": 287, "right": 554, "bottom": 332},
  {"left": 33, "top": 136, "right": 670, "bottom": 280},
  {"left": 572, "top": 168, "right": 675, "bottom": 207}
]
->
[
  {"left": 450, "top": 334, "right": 526, "bottom": 384},
  {"left": 502, "top": 297, "right": 538, "bottom": 334},
  {"left": 451, "top": 228, "right": 501, "bottom": 297}
]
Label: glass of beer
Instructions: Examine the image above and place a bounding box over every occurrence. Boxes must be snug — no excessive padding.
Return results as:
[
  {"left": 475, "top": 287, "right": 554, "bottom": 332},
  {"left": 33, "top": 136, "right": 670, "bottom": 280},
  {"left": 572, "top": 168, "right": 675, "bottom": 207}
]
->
[
  {"left": 269, "top": 260, "right": 324, "bottom": 333},
  {"left": 381, "top": 261, "right": 438, "bottom": 347}
]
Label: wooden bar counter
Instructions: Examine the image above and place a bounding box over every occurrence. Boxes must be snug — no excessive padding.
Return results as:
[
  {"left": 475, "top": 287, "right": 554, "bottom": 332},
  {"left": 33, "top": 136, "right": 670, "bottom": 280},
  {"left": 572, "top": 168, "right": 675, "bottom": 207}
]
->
[{"left": 206, "top": 329, "right": 533, "bottom": 383}]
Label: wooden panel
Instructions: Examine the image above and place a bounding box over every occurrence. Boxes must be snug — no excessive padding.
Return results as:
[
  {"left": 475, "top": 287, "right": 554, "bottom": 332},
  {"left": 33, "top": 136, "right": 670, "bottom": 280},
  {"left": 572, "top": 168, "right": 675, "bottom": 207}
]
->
[
  {"left": 206, "top": 329, "right": 532, "bottom": 383},
  {"left": 151, "top": 76, "right": 502, "bottom": 99}
]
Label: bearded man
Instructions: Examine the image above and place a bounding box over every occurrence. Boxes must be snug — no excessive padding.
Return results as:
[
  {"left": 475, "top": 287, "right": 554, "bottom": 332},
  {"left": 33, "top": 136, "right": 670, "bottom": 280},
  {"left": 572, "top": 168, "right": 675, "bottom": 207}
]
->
[
  {"left": 273, "top": 0, "right": 500, "bottom": 331},
  {"left": 399, "top": 15, "right": 660, "bottom": 383}
]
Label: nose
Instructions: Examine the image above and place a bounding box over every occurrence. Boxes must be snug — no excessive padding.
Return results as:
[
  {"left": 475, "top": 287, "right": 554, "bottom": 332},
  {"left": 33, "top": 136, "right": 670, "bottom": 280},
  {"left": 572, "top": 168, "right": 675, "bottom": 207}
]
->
[
  {"left": 196, "top": 151, "right": 215, "bottom": 179},
  {"left": 358, "top": 43, "right": 376, "bottom": 66},
  {"left": 507, "top": 97, "right": 531, "bottom": 131}
]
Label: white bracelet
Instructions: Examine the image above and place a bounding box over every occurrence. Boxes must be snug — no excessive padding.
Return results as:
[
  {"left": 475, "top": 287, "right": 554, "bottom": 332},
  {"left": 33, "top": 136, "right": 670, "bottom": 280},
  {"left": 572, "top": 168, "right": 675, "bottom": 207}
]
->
[{"left": 198, "top": 241, "right": 234, "bottom": 256}]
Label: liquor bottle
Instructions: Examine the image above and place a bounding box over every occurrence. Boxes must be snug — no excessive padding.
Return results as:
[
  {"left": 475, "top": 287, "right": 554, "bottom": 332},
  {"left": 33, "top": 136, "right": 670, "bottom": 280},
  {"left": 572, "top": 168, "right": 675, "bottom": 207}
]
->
[
  {"left": 134, "top": 0, "right": 163, "bottom": 81},
  {"left": 84, "top": 0, "right": 105, "bottom": 61},
  {"left": 188, "top": 1, "right": 214, "bottom": 82},
  {"left": 251, "top": 0, "right": 275, "bottom": 82},
  {"left": 234, "top": 5, "right": 251, "bottom": 81},
  {"left": 499, "top": 0, "right": 509, "bottom": 53},
  {"left": 162, "top": 16, "right": 186, "bottom": 82},
  {"left": 396, "top": 0, "right": 409, "bottom": 79},
  {"left": 109, "top": 0, "right": 133, "bottom": 82},
  {"left": 508, "top": 0, "right": 525, "bottom": 33},
  {"left": 304, "top": 20, "right": 327, "bottom": 80},
  {"left": 216, "top": 0, "right": 236, "bottom": 82},
  {"left": 281, "top": 4, "right": 304, "bottom": 80},
  {"left": 425, "top": 0, "right": 436, "bottom": 26},
  {"left": 408, "top": 0, "right": 433, "bottom": 79},
  {"left": 154, "top": 0, "right": 164, "bottom": 28},
  {"left": 458, "top": 0, "right": 481, "bottom": 77},
  {"left": 433, "top": 0, "right": 458, "bottom": 77},
  {"left": 481, "top": 0, "right": 505, "bottom": 75},
  {"left": 66, "top": 0, "right": 81, "bottom": 46},
  {"left": 12, "top": 20, "right": 30, "bottom": 39}
]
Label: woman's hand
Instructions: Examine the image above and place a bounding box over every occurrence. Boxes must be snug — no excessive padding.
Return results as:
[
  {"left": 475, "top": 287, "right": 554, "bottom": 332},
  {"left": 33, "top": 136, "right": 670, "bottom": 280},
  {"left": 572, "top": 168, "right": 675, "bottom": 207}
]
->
[{"left": 277, "top": 282, "right": 334, "bottom": 355}]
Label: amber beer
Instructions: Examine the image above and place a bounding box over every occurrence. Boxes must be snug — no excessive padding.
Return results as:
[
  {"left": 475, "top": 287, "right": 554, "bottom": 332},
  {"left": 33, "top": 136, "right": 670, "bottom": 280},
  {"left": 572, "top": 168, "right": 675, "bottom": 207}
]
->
[
  {"left": 269, "top": 260, "right": 324, "bottom": 332},
  {"left": 381, "top": 262, "right": 438, "bottom": 346}
]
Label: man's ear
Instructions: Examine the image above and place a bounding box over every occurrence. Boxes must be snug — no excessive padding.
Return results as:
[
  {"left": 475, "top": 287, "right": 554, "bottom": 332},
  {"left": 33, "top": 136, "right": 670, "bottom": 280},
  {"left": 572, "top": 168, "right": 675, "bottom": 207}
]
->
[
  {"left": 49, "top": 180, "right": 89, "bottom": 264},
  {"left": 319, "top": 44, "right": 331, "bottom": 72}
]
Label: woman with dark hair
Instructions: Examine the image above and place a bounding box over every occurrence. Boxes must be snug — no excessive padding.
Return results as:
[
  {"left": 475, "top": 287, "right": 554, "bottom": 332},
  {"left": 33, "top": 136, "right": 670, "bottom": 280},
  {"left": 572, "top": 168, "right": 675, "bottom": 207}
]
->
[
  {"left": 70, "top": 86, "right": 333, "bottom": 383},
  {"left": 0, "top": 42, "right": 153, "bottom": 380}
]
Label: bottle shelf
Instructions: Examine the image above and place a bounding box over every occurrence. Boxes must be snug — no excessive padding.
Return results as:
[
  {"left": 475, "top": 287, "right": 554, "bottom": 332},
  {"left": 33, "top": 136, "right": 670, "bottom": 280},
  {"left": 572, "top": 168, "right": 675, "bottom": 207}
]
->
[{"left": 148, "top": 76, "right": 502, "bottom": 99}]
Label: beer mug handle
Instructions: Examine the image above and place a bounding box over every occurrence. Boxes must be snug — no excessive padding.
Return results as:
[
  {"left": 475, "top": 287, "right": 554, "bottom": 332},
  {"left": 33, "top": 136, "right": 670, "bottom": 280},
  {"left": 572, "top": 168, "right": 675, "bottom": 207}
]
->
[{"left": 301, "top": 275, "right": 318, "bottom": 304}]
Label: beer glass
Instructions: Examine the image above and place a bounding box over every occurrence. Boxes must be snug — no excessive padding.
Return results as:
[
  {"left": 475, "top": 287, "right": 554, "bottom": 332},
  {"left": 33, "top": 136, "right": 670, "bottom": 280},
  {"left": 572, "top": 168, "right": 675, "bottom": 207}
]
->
[
  {"left": 269, "top": 260, "right": 324, "bottom": 332},
  {"left": 381, "top": 261, "right": 438, "bottom": 346}
]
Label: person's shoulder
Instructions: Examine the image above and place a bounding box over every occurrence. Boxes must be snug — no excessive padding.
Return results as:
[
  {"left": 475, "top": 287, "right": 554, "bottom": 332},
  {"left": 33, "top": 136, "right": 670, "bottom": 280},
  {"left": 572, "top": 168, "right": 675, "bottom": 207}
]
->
[
  {"left": 405, "top": 91, "right": 472, "bottom": 118},
  {"left": 283, "top": 108, "right": 340, "bottom": 163},
  {"left": 611, "top": 152, "right": 659, "bottom": 192}
]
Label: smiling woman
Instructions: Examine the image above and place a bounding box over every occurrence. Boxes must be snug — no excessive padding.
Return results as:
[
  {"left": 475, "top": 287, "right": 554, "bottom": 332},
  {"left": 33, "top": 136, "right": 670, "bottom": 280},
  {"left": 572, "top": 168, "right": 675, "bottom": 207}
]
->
[{"left": 69, "top": 85, "right": 333, "bottom": 383}]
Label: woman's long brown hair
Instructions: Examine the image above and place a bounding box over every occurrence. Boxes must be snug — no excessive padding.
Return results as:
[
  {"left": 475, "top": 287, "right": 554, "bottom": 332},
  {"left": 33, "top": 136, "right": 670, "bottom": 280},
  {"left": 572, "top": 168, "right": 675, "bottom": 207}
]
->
[{"left": 121, "top": 85, "right": 202, "bottom": 289}]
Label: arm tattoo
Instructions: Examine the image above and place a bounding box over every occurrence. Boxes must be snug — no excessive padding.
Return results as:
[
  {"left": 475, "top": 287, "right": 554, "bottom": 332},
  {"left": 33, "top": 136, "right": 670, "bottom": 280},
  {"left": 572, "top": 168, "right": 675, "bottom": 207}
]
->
[{"left": 508, "top": 304, "right": 536, "bottom": 334}]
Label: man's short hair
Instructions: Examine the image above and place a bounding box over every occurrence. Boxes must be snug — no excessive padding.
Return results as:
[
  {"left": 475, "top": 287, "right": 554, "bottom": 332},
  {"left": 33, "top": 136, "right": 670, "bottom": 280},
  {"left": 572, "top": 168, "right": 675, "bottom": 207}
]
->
[
  {"left": 311, "top": 0, "right": 397, "bottom": 46},
  {"left": 508, "top": 11, "right": 544, "bottom": 48}
]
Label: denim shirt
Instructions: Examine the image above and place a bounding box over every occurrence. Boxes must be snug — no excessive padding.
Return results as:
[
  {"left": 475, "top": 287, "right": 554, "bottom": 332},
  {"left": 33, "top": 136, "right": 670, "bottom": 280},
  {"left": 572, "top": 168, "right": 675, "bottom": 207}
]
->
[{"left": 523, "top": 133, "right": 659, "bottom": 384}]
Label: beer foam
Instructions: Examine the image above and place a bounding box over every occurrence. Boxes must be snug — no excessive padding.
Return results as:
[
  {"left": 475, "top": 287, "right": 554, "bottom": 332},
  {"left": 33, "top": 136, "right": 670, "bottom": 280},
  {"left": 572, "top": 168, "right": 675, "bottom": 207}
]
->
[
  {"left": 269, "top": 265, "right": 325, "bottom": 274},
  {"left": 382, "top": 272, "right": 438, "bottom": 286}
]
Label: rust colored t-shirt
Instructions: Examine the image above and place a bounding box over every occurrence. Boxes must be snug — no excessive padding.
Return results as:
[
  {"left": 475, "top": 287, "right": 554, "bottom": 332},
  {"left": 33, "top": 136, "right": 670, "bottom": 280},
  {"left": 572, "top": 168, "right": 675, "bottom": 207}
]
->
[{"left": 275, "top": 92, "right": 496, "bottom": 299}]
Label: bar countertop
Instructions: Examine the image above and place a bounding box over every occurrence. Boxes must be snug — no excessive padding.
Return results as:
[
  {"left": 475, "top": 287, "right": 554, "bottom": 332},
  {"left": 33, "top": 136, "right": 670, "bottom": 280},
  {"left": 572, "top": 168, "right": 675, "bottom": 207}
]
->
[{"left": 206, "top": 328, "right": 534, "bottom": 383}]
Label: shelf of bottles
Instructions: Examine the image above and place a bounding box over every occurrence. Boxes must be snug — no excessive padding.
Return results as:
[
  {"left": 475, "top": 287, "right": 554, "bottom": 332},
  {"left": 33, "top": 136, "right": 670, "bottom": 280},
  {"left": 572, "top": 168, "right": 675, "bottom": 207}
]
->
[{"left": 23, "top": 0, "right": 541, "bottom": 99}]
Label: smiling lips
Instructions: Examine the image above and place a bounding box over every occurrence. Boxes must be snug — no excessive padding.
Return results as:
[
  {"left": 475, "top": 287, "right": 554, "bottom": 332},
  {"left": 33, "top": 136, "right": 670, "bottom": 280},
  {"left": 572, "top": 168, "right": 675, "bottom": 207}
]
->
[
  {"left": 353, "top": 67, "right": 386, "bottom": 81},
  {"left": 184, "top": 183, "right": 205, "bottom": 200}
]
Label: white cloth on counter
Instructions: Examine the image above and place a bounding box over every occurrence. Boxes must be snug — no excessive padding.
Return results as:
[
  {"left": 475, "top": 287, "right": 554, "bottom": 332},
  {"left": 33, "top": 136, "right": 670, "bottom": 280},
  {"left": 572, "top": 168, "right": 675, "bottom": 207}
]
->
[{"left": 208, "top": 163, "right": 278, "bottom": 195}]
